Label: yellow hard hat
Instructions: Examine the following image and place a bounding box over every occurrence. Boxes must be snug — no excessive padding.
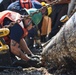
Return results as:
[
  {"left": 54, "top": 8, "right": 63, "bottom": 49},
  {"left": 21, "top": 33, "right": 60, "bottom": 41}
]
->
[
  {"left": 60, "top": 15, "right": 69, "bottom": 22},
  {"left": 41, "top": 2, "right": 52, "bottom": 16}
]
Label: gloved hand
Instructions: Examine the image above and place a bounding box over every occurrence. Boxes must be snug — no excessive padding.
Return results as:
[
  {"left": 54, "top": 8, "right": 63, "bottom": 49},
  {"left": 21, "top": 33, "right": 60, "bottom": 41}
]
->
[
  {"left": 31, "top": 55, "right": 41, "bottom": 59},
  {"left": 28, "top": 58, "right": 41, "bottom": 67},
  {"left": 28, "top": 54, "right": 41, "bottom": 60}
]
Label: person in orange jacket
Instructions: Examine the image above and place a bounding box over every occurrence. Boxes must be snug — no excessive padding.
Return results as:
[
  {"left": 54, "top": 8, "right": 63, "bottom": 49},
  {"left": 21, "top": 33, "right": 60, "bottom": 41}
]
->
[{"left": 0, "top": 10, "right": 42, "bottom": 67}]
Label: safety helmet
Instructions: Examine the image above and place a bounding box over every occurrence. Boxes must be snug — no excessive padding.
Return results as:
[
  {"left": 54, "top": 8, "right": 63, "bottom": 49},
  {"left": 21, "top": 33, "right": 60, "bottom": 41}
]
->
[
  {"left": 26, "top": 8, "right": 42, "bottom": 25},
  {"left": 41, "top": 2, "right": 52, "bottom": 16}
]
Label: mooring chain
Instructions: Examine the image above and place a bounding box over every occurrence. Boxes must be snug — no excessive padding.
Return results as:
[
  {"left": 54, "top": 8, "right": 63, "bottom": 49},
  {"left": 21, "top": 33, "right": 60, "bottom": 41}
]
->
[{"left": 4, "top": 0, "right": 61, "bottom": 28}]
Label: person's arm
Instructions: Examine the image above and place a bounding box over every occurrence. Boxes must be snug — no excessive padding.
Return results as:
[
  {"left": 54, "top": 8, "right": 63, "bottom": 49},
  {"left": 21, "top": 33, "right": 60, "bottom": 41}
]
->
[
  {"left": 20, "top": 38, "right": 33, "bottom": 56},
  {"left": 10, "top": 39, "right": 30, "bottom": 61}
]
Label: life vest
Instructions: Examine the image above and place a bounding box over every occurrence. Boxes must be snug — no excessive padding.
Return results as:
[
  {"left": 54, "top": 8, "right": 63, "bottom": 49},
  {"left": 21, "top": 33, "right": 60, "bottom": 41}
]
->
[
  {"left": 20, "top": 0, "right": 32, "bottom": 9},
  {"left": 0, "top": 10, "right": 21, "bottom": 26},
  {"left": 0, "top": 10, "right": 28, "bottom": 44},
  {"left": 41, "top": 16, "right": 52, "bottom": 36}
]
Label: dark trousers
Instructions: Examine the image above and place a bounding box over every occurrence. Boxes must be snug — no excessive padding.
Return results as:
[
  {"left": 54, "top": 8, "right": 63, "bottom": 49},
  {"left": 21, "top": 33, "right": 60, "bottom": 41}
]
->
[{"left": 49, "top": 4, "right": 68, "bottom": 39}]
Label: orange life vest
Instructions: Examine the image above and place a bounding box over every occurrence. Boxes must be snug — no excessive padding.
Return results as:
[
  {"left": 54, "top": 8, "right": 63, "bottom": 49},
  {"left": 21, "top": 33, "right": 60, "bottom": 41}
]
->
[
  {"left": 20, "top": 0, "right": 32, "bottom": 9},
  {"left": 0, "top": 10, "right": 28, "bottom": 44},
  {"left": 0, "top": 10, "right": 21, "bottom": 26}
]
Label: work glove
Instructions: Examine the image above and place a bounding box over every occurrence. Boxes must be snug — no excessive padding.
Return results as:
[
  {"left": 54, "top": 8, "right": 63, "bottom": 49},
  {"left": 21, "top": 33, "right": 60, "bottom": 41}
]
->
[
  {"left": 31, "top": 55, "right": 41, "bottom": 59},
  {"left": 28, "top": 58, "right": 41, "bottom": 67},
  {"left": 28, "top": 54, "right": 41, "bottom": 59}
]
